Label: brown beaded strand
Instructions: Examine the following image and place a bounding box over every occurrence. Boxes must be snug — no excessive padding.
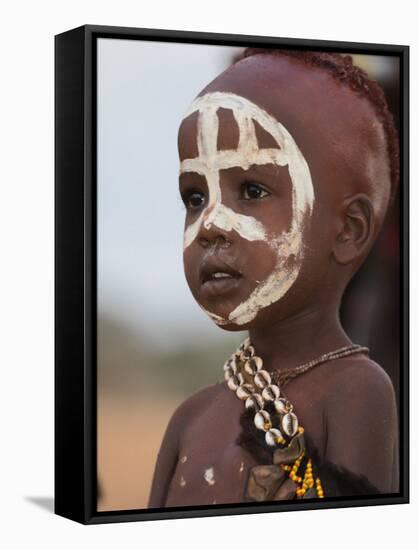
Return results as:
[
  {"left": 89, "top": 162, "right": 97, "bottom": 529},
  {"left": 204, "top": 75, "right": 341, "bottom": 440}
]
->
[
  {"left": 271, "top": 344, "right": 368, "bottom": 498},
  {"left": 270, "top": 344, "right": 369, "bottom": 388}
]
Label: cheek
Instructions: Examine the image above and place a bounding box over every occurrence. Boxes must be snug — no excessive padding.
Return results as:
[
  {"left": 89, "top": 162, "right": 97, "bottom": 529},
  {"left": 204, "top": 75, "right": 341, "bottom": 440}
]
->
[
  {"left": 183, "top": 246, "right": 199, "bottom": 293},
  {"left": 238, "top": 239, "right": 278, "bottom": 281},
  {"left": 259, "top": 198, "right": 294, "bottom": 237},
  {"left": 182, "top": 237, "right": 279, "bottom": 307}
]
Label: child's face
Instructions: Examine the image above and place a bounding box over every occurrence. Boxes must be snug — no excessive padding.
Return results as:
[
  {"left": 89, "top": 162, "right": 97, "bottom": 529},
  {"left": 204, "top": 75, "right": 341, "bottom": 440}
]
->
[
  {"left": 178, "top": 54, "right": 388, "bottom": 330},
  {"left": 179, "top": 92, "right": 313, "bottom": 328}
]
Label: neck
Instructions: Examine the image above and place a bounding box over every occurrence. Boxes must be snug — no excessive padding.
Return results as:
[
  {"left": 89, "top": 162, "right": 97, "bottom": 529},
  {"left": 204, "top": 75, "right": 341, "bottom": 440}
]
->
[{"left": 248, "top": 304, "right": 351, "bottom": 372}]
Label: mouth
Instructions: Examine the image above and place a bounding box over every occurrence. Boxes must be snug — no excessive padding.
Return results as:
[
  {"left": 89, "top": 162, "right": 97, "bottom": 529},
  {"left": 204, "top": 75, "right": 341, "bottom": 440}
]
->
[{"left": 200, "top": 261, "right": 243, "bottom": 298}]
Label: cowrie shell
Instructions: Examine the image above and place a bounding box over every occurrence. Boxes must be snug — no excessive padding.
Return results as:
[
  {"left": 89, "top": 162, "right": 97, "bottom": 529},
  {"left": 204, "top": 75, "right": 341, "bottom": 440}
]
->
[
  {"left": 261, "top": 384, "right": 280, "bottom": 401},
  {"left": 254, "top": 410, "right": 271, "bottom": 431},
  {"left": 274, "top": 398, "right": 288, "bottom": 414},
  {"left": 282, "top": 412, "right": 299, "bottom": 437},
  {"left": 254, "top": 370, "right": 271, "bottom": 388},
  {"left": 245, "top": 393, "right": 264, "bottom": 410},
  {"left": 244, "top": 356, "right": 263, "bottom": 375},
  {"left": 224, "top": 366, "right": 236, "bottom": 381},
  {"left": 223, "top": 357, "right": 237, "bottom": 373},
  {"left": 227, "top": 373, "right": 244, "bottom": 391},
  {"left": 238, "top": 338, "right": 250, "bottom": 352},
  {"left": 265, "top": 428, "right": 284, "bottom": 447},
  {"left": 236, "top": 384, "right": 254, "bottom": 400},
  {"left": 241, "top": 345, "right": 255, "bottom": 359}
]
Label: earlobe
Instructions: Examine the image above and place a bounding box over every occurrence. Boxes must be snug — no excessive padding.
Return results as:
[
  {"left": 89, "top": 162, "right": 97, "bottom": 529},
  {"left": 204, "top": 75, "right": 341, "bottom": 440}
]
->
[{"left": 332, "top": 194, "right": 375, "bottom": 265}]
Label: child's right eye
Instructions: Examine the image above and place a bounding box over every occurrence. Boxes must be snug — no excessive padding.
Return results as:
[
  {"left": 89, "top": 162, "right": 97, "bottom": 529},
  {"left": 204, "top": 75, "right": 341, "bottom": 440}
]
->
[{"left": 182, "top": 191, "right": 206, "bottom": 210}]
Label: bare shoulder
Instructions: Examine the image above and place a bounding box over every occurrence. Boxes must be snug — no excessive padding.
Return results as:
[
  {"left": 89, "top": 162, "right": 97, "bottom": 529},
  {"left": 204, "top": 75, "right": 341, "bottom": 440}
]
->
[
  {"left": 330, "top": 354, "right": 395, "bottom": 393},
  {"left": 320, "top": 355, "right": 399, "bottom": 492},
  {"left": 325, "top": 354, "right": 397, "bottom": 415},
  {"left": 168, "top": 382, "right": 223, "bottom": 432}
]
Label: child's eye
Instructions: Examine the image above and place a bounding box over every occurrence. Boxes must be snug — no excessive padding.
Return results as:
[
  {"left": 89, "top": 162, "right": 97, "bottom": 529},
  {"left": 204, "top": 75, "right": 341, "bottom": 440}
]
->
[
  {"left": 241, "top": 182, "right": 270, "bottom": 200},
  {"left": 182, "top": 190, "right": 206, "bottom": 210}
]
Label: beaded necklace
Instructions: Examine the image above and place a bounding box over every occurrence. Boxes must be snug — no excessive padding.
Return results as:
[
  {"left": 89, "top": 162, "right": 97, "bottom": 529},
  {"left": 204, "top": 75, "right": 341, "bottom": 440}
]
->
[{"left": 224, "top": 339, "right": 369, "bottom": 500}]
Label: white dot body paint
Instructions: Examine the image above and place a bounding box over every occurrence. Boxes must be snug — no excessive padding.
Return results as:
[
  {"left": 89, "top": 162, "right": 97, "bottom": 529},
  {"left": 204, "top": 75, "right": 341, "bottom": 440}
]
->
[
  {"left": 204, "top": 467, "right": 215, "bottom": 486},
  {"left": 181, "top": 92, "right": 315, "bottom": 326}
]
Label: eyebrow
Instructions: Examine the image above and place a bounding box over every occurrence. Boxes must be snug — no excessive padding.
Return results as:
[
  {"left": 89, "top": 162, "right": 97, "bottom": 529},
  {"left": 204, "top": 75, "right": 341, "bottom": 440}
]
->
[
  {"left": 178, "top": 172, "right": 207, "bottom": 190},
  {"left": 217, "top": 164, "right": 293, "bottom": 195},
  {"left": 243, "top": 163, "right": 281, "bottom": 176}
]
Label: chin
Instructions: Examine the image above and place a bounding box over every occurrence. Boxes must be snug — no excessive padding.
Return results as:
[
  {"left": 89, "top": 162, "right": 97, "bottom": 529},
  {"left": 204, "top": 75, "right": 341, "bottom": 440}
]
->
[
  {"left": 214, "top": 320, "right": 250, "bottom": 333},
  {"left": 203, "top": 305, "right": 259, "bottom": 332},
  {"left": 213, "top": 301, "right": 290, "bottom": 333}
]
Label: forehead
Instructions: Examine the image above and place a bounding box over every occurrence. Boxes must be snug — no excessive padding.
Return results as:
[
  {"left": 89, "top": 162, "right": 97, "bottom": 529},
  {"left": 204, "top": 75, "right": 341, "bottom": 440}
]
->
[
  {"left": 178, "top": 96, "right": 279, "bottom": 160},
  {"left": 178, "top": 54, "right": 389, "bottom": 201},
  {"left": 178, "top": 94, "right": 283, "bottom": 162},
  {"left": 178, "top": 56, "right": 327, "bottom": 160}
]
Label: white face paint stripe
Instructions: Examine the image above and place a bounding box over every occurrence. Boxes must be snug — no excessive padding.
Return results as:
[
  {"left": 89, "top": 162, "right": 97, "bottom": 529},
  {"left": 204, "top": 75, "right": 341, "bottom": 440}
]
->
[
  {"left": 198, "top": 106, "right": 219, "bottom": 161},
  {"left": 202, "top": 204, "right": 267, "bottom": 241},
  {"left": 236, "top": 109, "right": 258, "bottom": 156},
  {"left": 181, "top": 148, "right": 287, "bottom": 174},
  {"left": 228, "top": 233, "right": 301, "bottom": 325},
  {"left": 180, "top": 92, "right": 315, "bottom": 326}
]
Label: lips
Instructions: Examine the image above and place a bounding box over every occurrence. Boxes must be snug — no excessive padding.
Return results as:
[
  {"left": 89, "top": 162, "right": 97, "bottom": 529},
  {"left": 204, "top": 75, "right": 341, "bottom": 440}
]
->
[{"left": 200, "top": 257, "right": 243, "bottom": 298}]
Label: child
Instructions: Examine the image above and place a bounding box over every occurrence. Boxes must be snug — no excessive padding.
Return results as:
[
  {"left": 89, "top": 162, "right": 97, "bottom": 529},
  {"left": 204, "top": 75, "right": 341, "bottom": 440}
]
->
[{"left": 148, "top": 49, "right": 399, "bottom": 507}]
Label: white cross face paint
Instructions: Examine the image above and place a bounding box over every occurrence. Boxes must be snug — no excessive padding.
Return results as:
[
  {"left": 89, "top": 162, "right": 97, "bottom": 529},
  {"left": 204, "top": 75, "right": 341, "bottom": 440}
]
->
[{"left": 180, "top": 92, "right": 315, "bottom": 326}]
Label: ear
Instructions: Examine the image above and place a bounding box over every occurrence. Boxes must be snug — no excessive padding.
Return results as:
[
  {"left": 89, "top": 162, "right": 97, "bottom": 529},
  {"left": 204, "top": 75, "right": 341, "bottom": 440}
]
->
[{"left": 332, "top": 194, "right": 376, "bottom": 265}]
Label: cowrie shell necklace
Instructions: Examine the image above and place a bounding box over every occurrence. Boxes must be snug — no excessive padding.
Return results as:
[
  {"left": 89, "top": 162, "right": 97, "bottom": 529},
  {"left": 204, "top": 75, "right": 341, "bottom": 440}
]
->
[{"left": 224, "top": 338, "right": 369, "bottom": 448}]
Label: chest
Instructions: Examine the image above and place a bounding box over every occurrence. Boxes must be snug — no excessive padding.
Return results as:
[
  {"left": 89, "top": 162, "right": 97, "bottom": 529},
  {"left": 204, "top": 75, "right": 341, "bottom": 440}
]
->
[
  {"left": 165, "top": 389, "right": 260, "bottom": 506},
  {"left": 164, "top": 381, "right": 326, "bottom": 507}
]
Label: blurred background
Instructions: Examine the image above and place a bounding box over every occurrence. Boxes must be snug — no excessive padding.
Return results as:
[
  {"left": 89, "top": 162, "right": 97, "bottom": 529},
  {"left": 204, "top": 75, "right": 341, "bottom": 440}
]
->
[{"left": 97, "top": 39, "right": 401, "bottom": 511}]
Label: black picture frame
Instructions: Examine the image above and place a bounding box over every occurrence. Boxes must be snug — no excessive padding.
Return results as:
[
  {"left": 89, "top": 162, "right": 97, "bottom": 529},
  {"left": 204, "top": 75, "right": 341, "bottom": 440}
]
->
[{"left": 55, "top": 24, "right": 409, "bottom": 524}]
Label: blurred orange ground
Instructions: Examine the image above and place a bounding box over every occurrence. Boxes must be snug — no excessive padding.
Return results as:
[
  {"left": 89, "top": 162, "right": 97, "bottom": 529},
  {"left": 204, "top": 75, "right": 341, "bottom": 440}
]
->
[{"left": 97, "top": 392, "right": 179, "bottom": 511}]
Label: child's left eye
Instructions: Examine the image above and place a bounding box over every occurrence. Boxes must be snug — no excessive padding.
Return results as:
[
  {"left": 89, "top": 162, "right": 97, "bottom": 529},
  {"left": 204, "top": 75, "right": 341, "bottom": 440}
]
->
[{"left": 242, "top": 182, "right": 270, "bottom": 200}]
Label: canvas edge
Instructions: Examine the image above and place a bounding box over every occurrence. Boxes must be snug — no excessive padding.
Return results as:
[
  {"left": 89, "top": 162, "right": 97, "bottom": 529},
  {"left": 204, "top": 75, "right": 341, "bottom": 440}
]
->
[{"left": 54, "top": 24, "right": 410, "bottom": 525}]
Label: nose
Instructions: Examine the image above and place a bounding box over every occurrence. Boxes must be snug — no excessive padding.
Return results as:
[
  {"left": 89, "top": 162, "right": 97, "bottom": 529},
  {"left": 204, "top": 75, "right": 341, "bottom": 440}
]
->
[{"left": 197, "top": 204, "right": 232, "bottom": 249}]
